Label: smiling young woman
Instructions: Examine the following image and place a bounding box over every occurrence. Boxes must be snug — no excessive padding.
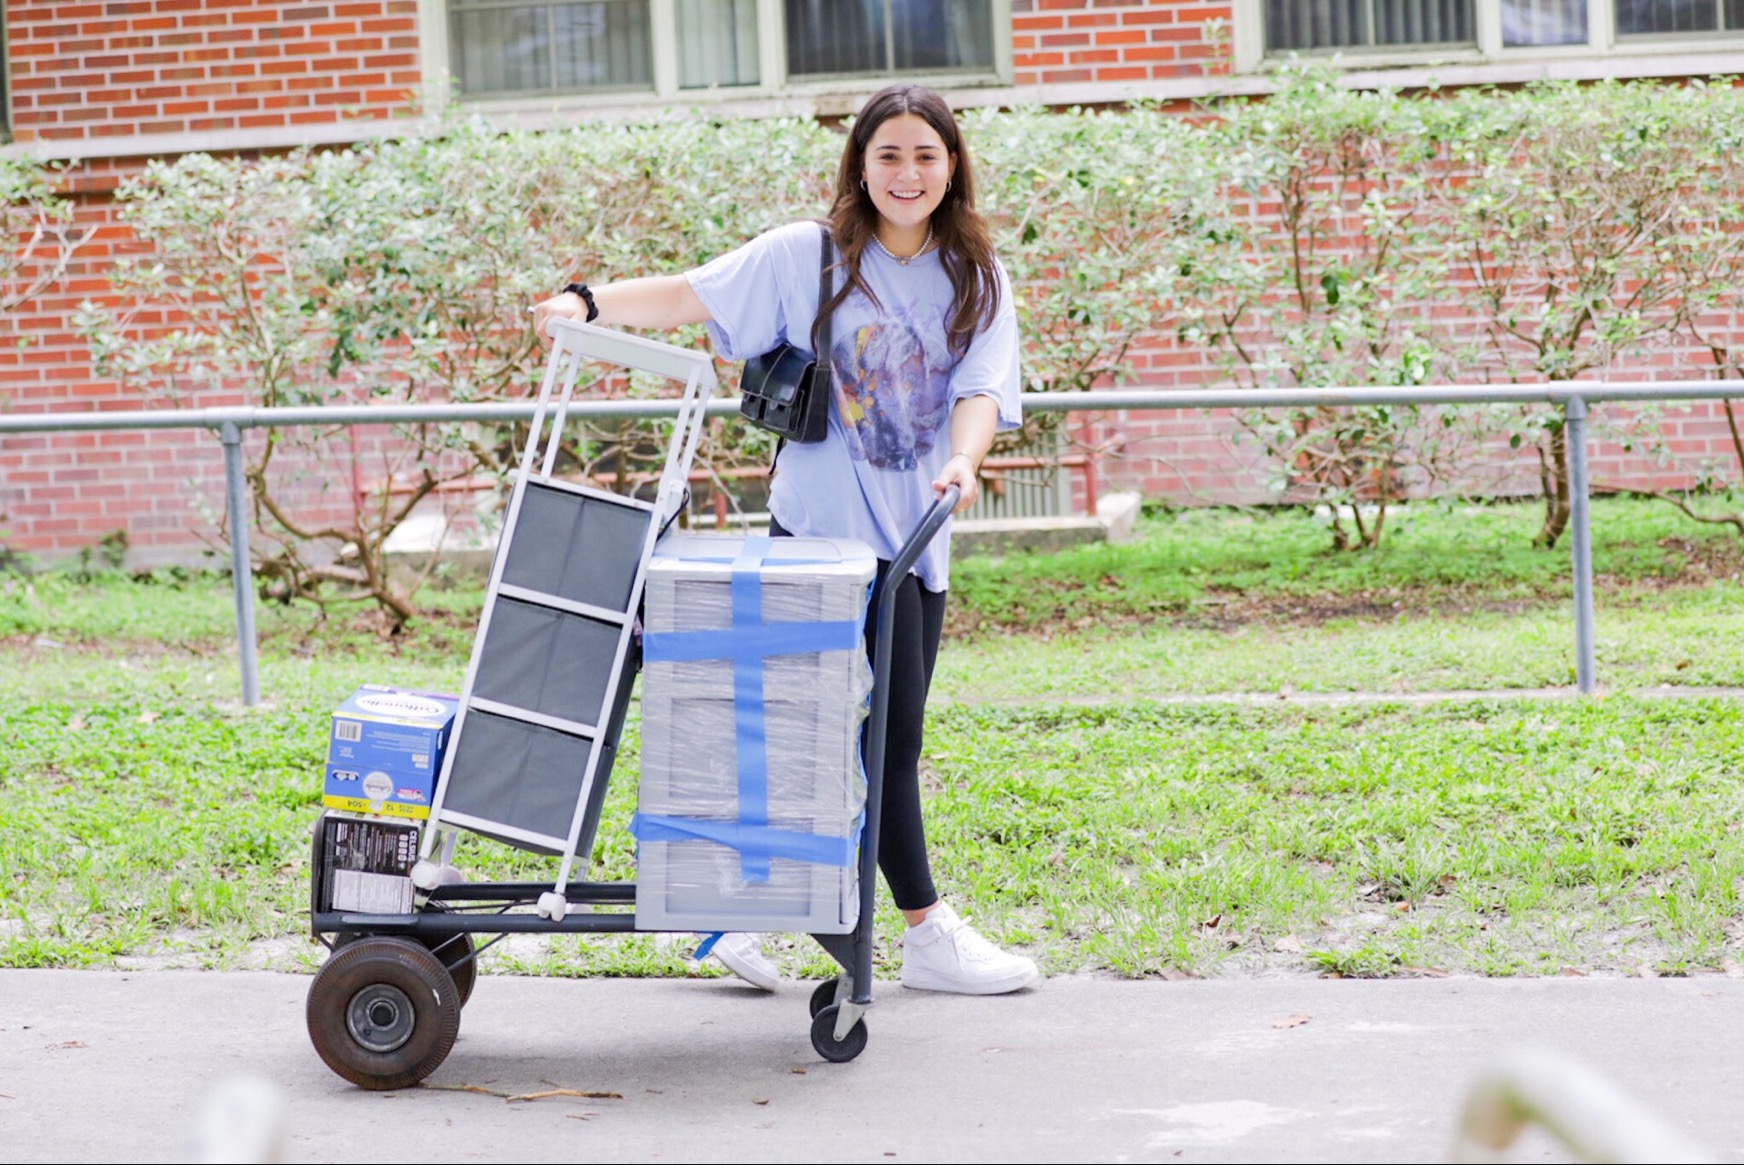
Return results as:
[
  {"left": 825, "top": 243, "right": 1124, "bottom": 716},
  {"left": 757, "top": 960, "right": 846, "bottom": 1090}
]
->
[{"left": 533, "top": 83, "right": 1037, "bottom": 998}]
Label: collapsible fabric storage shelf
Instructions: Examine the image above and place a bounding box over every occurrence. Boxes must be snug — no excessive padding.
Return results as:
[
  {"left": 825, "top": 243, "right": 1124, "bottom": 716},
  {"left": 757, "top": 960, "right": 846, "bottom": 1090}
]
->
[{"left": 422, "top": 321, "right": 711, "bottom": 887}]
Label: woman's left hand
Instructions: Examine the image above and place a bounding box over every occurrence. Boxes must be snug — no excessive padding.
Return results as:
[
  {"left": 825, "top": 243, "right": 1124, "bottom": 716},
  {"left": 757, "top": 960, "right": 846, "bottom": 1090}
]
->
[{"left": 933, "top": 453, "right": 980, "bottom": 514}]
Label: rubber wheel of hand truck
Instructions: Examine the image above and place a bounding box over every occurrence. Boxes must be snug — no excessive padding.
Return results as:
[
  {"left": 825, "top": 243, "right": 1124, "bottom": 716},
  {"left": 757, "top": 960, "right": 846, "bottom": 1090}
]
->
[
  {"left": 307, "top": 937, "right": 460, "bottom": 1090},
  {"left": 417, "top": 927, "right": 477, "bottom": 1009},
  {"left": 332, "top": 913, "right": 476, "bottom": 1009},
  {"left": 308, "top": 811, "right": 328, "bottom": 925},
  {"left": 809, "top": 1003, "right": 868, "bottom": 1063},
  {"left": 808, "top": 978, "right": 842, "bottom": 1020}
]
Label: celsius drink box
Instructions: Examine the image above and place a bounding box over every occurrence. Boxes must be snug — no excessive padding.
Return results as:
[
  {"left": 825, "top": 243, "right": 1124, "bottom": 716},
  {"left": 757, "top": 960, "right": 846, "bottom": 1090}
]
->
[{"left": 323, "top": 686, "right": 460, "bottom": 820}]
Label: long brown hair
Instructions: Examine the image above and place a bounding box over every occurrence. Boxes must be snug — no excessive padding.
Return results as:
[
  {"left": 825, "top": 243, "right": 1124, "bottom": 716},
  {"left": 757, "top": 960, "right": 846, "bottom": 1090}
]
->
[{"left": 819, "top": 84, "right": 1001, "bottom": 358}]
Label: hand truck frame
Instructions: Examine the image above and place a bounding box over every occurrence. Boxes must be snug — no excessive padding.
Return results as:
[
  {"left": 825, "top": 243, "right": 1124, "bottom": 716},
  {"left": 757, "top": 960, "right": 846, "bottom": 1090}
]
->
[{"left": 304, "top": 319, "right": 959, "bottom": 1088}]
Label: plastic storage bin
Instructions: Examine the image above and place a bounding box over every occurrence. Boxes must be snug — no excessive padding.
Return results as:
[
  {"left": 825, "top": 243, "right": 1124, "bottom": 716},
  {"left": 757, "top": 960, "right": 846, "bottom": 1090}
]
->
[{"left": 633, "top": 533, "right": 877, "bottom": 933}]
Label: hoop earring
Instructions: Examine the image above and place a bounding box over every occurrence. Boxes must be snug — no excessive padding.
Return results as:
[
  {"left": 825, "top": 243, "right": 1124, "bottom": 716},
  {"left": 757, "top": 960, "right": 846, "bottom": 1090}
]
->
[
  {"left": 860, "top": 179, "right": 867, "bottom": 191},
  {"left": 946, "top": 180, "right": 953, "bottom": 193}
]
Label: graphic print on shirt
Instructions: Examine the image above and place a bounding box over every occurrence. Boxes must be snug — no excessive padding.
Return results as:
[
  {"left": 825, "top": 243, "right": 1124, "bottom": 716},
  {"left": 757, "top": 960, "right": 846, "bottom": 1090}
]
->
[{"left": 832, "top": 304, "right": 954, "bottom": 471}]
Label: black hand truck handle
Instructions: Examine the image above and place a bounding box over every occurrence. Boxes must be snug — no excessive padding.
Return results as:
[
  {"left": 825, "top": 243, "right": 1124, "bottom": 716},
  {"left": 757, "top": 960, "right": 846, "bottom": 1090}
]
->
[{"left": 853, "top": 484, "right": 959, "bottom": 1005}]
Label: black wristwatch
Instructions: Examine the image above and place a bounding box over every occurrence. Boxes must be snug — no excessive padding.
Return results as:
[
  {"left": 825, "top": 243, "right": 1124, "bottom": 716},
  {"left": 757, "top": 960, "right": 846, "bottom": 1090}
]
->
[{"left": 563, "top": 282, "right": 600, "bottom": 323}]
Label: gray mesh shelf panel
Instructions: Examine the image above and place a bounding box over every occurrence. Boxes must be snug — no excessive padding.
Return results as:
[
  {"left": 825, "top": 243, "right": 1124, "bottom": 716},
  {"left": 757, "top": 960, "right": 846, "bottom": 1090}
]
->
[
  {"left": 439, "top": 710, "right": 592, "bottom": 844},
  {"left": 471, "top": 597, "right": 619, "bottom": 726},
  {"left": 501, "top": 484, "right": 649, "bottom": 610}
]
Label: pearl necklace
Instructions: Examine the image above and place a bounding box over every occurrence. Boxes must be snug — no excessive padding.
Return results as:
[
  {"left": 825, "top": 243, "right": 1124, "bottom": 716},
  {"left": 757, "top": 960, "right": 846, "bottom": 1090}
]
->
[{"left": 872, "top": 224, "right": 933, "bottom": 266}]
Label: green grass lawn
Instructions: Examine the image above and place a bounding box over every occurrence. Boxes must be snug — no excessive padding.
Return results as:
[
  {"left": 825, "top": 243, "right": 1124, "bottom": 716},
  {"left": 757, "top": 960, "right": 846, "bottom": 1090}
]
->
[
  {"left": 3, "top": 495, "right": 1742, "bottom": 978},
  {"left": 949, "top": 494, "right": 1744, "bottom": 634}
]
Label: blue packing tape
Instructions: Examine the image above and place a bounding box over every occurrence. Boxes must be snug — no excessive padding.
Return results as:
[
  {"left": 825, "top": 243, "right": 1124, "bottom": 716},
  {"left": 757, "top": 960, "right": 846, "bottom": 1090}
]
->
[{"left": 630, "top": 812, "right": 859, "bottom": 868}]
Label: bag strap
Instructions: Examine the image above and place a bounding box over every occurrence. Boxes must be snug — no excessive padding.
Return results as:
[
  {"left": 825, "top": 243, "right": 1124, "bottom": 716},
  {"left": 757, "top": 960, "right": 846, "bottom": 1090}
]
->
[
  {"left": 811, "top": 221, "right": 834, "bottom": 375},
  {"left": 777, "top": 222, "right": 834, "bottom": 465}
]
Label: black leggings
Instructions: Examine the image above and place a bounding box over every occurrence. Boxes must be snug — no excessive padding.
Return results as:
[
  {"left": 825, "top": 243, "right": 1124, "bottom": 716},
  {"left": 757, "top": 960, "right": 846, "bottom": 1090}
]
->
[{"left": 769, "top": 518, "right": 943, "bottom": 911}]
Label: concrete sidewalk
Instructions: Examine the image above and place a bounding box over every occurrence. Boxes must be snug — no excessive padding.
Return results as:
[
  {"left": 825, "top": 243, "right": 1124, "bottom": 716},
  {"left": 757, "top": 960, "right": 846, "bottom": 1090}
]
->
[{"left": 3, "top": 970, "right": 1740, "bottom": 1163}]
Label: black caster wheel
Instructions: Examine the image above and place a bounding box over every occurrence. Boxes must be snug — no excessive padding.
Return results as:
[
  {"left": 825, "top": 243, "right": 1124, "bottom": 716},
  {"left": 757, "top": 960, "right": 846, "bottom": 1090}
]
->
[
  {"left": 331, "top": 912, "right": 476, "bottom": 1009},
  {"left": 809, "top": 1003, "right": 868, "bottom": 1063},
  {"left": 420, "top": 928, "right": 477, "bottom": 1009},
  {"left": 412, "top": 903, "right": 477, "bottom": 1008},
  {"left": 308, "top": 811, "right": 328, "bottom": 924},
  {"left": 307, "top": 937, "right": 460, "bottom": 1090},
  {"left": 808, "top": 978, "right": 843, "bottom": 1020}
]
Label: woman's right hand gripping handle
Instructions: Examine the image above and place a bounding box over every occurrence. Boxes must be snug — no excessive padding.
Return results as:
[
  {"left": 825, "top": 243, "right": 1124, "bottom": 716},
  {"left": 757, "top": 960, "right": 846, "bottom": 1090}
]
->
[
  {"left": 532, "top": 275, "right": 714, "bottom": 346},
  {"left": 532, "top": 287, "right": 593, "bottom": 346}
]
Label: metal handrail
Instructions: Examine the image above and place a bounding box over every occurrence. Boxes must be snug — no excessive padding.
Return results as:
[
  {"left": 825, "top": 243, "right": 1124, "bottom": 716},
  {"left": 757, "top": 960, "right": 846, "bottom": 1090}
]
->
[
  {"left": 5, "top": 379, "right": 1743, "bottom": 704},
  {"left": 6, "top": 380, "right": 1744, "bottom": 435}
]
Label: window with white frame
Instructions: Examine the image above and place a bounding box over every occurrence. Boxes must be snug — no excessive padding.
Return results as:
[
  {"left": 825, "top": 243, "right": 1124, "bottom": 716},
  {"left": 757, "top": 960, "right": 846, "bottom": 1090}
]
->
[
  {"left": 445, "top": 0, "right": 999, "bottom": 98},
  {"left": 1260, "top": 0, "right": 1744, "bottom": 55}
]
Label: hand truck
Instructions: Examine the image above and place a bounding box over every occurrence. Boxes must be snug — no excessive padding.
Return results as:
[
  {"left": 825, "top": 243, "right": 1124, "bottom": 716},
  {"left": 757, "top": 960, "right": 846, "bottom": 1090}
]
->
[{"left": 304, "top": 317, "right": 960, "bottom": 1089}]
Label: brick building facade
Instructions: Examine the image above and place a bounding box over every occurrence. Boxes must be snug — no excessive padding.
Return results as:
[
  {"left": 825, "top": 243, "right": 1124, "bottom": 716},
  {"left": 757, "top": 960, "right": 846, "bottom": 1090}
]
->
[{"left": 4, "top": 1, "right": 1744, "bottom": 562}]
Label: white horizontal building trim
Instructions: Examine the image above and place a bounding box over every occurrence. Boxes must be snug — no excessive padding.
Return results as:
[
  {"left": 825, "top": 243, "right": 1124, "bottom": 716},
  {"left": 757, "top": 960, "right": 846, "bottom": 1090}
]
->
[{"left": 1, "top": 118, "right": 438, "bottom": 164}]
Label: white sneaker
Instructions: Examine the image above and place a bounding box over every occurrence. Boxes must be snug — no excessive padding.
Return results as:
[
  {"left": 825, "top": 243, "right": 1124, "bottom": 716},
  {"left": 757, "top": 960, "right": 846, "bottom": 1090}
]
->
[
  {"left": 901, "top": 904, "right": 1041, "bottom": 995},
  {"left": 709, "top": 933, "right": 780, "bottom": 992}
]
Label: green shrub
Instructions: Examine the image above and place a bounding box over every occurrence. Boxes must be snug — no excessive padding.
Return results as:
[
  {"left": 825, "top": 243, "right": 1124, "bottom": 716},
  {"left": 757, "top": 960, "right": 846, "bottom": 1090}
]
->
[{"left": 74, "top": 79, "right": 1744, "bottom": 619}]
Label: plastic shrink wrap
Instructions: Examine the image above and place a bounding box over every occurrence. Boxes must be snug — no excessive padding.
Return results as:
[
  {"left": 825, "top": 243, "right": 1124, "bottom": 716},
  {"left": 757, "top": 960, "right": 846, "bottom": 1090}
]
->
[{"left": 634, "top": 533, "right": 876, "bottom": 933}]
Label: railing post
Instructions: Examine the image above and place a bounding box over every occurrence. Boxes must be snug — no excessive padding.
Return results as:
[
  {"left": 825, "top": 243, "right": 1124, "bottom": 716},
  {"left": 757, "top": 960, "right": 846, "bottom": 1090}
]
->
[
  {"left": 219, "top": 420, "right": 261, "bottom": 707},
  {"left": 1565, "top": 396, "right": 1596, "bottom": 695},
  {"left": 1077, "top": 413, "right": 1100, "bottom": 518}
]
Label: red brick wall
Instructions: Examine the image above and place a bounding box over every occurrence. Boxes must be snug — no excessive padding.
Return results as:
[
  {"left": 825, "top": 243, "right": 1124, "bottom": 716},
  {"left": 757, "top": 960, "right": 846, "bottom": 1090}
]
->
[
  {"left": 0, "top": 0, "right": 423, "bottom": 566},
  {"left": 1011, "top": 0, "right": 1230, "bottom": 86},
  {"left": 1074, "top": 323, "right": 1744, "bottom": 511},
  {"left": 7, "top": 0, "right": 421, "bottom": 144}
]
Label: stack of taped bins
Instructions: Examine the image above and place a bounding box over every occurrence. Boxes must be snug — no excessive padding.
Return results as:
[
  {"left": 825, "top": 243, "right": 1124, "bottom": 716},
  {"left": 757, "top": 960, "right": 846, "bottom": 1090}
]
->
[{"left": 634, "top": 533, "right": 877, "bottom": 934}]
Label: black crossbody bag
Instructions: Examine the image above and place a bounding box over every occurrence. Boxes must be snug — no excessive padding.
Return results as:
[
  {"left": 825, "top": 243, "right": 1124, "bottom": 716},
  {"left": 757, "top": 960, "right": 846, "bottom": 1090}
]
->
[{"left": 737, "top": 223, "right": 834, "bottom": 444}]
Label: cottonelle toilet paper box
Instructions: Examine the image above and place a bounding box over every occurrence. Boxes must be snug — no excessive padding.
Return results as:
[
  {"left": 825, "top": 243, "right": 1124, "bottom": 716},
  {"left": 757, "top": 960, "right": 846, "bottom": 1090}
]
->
[{"left": 322, "top": 686, "right": 459, "bottom": 820}]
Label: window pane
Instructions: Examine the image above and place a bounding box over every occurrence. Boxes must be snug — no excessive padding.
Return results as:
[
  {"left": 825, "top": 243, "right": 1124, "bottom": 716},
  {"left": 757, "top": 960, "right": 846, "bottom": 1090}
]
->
[
  {"left": 450, "top": 1, "right": 651, "bottom": 95},
  {"left": 452, "top": 6, "right": 550, "bottom": 94},
  {"left": 1374, "top": 0, "right": 1474, "bottom": 44},
  {"left": 1266, "top": 0, "right": 1472, "bottom": 49},
  {"left": 554, "top": 2, "right": 653, "bottom": 89},
  {"left": 1499, "top": 0, "right": 1588, "bottom": 44},
  {"left": 787, "top": 0, "right": 993, "bottom": 75},
  {"left": 1730, "top": 0, "right": 1744, "bottom": 27},
  {"left": 1266, "top": 0, "right": 1367, "bottom": 49},
  {"left": 677, "top": 0, "right": 760, "bottom": 88},
  {"left": 1616, "top": 0, "right": 1720, "bottom": 33},
  {"left": 787, "top": 0, "right": 885, "bottom": 74},
  {"left": 893, "top": 0, "right": 995, "bottom": 70}
]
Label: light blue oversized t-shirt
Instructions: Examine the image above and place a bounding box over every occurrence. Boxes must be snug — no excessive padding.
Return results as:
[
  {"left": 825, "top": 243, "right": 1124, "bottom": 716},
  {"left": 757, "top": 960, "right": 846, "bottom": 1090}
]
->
[{"left": 686, "top": 220, "right": 1022, "bottom": 591}]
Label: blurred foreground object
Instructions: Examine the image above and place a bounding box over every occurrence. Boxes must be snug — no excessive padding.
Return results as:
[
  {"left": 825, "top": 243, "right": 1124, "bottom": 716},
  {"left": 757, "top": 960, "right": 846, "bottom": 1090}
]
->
[
  {"left": 185, "top": 1075, "right": 287, "bottom": 1165},
  {"left": 1450, "top": 1047, "right": 1711, "bottom": 1163}
]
